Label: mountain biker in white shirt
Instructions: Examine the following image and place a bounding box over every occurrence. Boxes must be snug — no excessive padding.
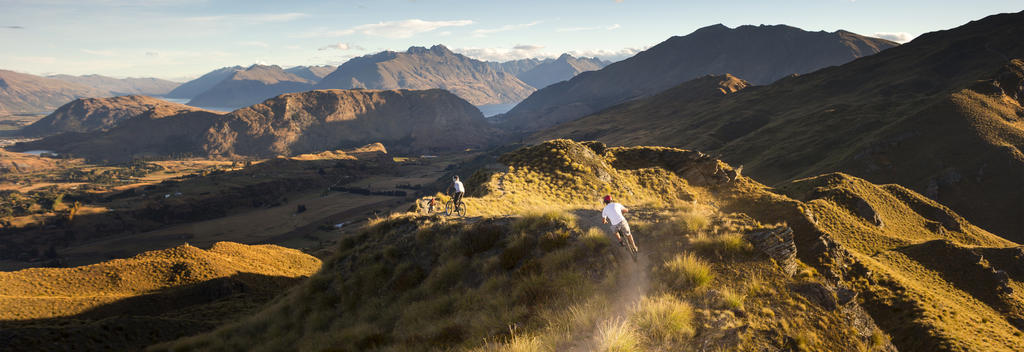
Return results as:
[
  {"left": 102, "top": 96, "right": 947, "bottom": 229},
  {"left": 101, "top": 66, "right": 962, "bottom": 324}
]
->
[
  {"left": 602, "top": 195, "right": 637, "bottom": 252},
  {"left": 448, "top": 175, "right": 465, "bottom": 206}
]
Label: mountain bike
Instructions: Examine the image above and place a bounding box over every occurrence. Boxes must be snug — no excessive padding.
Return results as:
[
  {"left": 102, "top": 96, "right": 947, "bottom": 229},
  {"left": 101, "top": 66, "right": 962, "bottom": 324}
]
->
[
  {"left": 445, "top": 196, "right": 467, "bottom": 217},
  {"left": 419, "top": 197, "right": 440, "bottom": 215},
  {"left": 613, "top": 225, "right": 639, "bottom": 262},
  {"left": 624, "top": 233, "right": 638, "bottom": 262}
]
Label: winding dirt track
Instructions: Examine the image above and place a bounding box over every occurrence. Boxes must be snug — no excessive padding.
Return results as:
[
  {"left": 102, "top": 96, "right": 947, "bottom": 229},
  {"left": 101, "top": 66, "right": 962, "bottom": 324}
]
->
[{"left": 569, "top": 209, "right": 651, "bottom": 351}]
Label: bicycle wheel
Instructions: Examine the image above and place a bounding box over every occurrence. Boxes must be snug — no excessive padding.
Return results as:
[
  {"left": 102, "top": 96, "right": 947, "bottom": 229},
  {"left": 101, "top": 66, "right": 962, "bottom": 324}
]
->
[
  {"left": 444, "top": 200, "right": 454, "bottom": 216},
  {"left": 456, "top": 202, "right": 467, "bottom": 217},
  {"left": 627, "top": 235, "right": 638, "bottom": 262}
]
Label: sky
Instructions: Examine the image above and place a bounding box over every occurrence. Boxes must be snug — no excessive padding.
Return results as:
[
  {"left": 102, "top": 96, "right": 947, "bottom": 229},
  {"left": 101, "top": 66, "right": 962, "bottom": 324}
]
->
[{"left": 0, "top": 0, "right": 1020, "bottom": 81}]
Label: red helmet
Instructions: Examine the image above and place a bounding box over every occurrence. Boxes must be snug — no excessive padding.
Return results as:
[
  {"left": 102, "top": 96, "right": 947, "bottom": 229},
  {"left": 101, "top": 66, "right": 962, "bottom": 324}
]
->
[{"left": 603, "top": 195, "right": 612, "bottom": 202}]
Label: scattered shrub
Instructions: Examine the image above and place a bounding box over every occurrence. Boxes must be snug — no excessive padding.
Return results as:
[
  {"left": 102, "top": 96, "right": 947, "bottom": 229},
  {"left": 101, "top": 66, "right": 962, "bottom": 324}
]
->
[
  {"left": 539, "top": 229, "right": 571, "bottom": 252},
  {"left": 463, "top": 222, "right": 505, "bottom": 256},
  {"left": 690, "top": 233, "right": 753, "bottom": 257},
  {"left": 597, "top": 318, "right": 641, "bottom": 352},
  {"left": 514, "top": 210, "right": 577, "bottom": 234},
  {"left": 718, "top": 287, "right": 746, "bottom": 311},
  {"left": 583, "top": 227, "right": 611, "bottom": 250},
  {"left": 631, "top": 294, "right": 695, "bottom": 344},
  {"left": 660, "top": 252, "right": 714, "bottom": 290},
  {"left": 500, "top": 234, "right": 537, "bottom": 270}
]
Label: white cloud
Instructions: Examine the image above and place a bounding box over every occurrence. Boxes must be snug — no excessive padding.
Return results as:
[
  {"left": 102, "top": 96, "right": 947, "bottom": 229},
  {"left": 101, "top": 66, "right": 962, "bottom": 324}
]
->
[
  {"left": 873, "top": 32, "right": 913, "bottom": 43},
  {"left": 238, "top": 41, "right": 270, "bottom": 48},
  {"left": 455, "top": 44, "right": 642, "bottom": 63},
  {"left": 296, "top": 19, "right": 473, "bottom": 39},
  {"left": 318, "top": 42, "right": 364, "bottom": 51},
  {"left": 557, "top": 24, "right": 621, "bottom": 32},
  {"left": 513, "top": 44, "right": 544, "bottom": 51},
  {"left": 472, "top": 21, "right": 541, "bottom": 37},
  {"left": 568, "top": 47, "right": 646, "bottom": 62},
  {"left": 455, "top": 44, "right": 549, "bottom": 62},
  {"left": 183, "top": 12, "right": 307, "bottom": 24}
]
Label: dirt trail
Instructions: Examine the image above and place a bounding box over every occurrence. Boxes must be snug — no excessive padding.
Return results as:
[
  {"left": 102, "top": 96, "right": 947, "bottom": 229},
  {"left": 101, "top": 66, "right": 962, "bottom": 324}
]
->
[{"left": 570, "top": 209, "right": 652, "bottom": 351}]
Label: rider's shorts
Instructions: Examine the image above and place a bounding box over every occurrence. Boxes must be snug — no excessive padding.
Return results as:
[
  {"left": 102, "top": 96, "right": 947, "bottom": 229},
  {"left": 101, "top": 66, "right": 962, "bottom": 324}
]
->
[{"left": 610, "top": 220, "right": 631, "bottom": 237}]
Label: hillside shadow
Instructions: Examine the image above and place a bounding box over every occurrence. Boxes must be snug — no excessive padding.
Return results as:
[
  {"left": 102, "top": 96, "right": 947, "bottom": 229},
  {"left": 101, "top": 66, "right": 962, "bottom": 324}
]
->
[
  {"left": 0, "top": 272, "right": 307, "bottom": 352},
  {"left": 0, "top": 155, "right": 401, "bottom": 270}
]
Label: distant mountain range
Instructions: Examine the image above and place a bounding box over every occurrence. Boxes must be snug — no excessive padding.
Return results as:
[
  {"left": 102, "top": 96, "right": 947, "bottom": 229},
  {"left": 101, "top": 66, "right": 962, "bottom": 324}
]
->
[
  {"left": 0, "top": 70, "right": 109, "bottom": 115},
  {"left": 187, "top": 64, "right": 317, "bottom": 109},
  {"left": 284, "top": 65, "right": 337, "bottom": 82},
  {"left": 12, "top": 89, "right": 497, "bottom": 160},
  {"left": 164, "top": 66, "right": 244, "bottom": 100},
  {"left": 164, "top": 64, "right": 337, "bottom": 109},
  {"left": 18, "top": 95, "right": 217, "bottom": 137},
  {"left": 516, "top": 54, "right": 608, "bottom": 89},
  {"left": 2, "top": 49, "right": 606, "bottom": 116},
  {"left": 47, "top": 74, "right": 179, "bottom": 96},
  {"left": 499, "top": 24, "right": 898, "bottom": 132},
  {"left": 0, "top": 71, "right": 181, "bottom": 116},
  {"left": 537, "top": 11, "right": 1024, "bottom": 242},
  {"left": 315, "top": 45, "right": 535, "bottom": 106},
  {"left": 486, "top": 55, "right": 610, "bottom": 89}
]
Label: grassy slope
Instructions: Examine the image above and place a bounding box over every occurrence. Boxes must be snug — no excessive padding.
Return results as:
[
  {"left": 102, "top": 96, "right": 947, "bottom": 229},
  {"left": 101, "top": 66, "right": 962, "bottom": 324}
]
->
[
  {"left": 0, "top": 242, "right": 321, "bottom": 351},
  {"left": 533, "top": 12, "right": 1024, "bottom": 243},
  {"left": 155, "top": 140, "right": 901, "bottom": 351}
]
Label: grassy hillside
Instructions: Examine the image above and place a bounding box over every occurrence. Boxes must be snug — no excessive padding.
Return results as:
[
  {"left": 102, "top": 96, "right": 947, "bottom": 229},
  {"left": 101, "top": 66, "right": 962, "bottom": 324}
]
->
[
  {"left": 153, "top": 140, "right": 921, "bottom": 351},
  {"left": 536, "top": 11, "right": 1024, "bottom": 244},
  {"left": 499, "top": 24, "right": 895, "bottom": 132},
  {"left": 0, "top": 242, "right": 321, "bottom": 351}
]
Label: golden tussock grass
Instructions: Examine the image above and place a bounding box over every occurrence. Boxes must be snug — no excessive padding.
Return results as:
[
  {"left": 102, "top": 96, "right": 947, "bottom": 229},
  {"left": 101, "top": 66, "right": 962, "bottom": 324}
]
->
[
  {"left": 660, "top": 252, "right": 714, "bottom": 291},
  {"left": 631, "top": 294, "right": 695, "bottom": 344},
  {"left": 596, "top": 318, "right": 642, "bottom": 352}
]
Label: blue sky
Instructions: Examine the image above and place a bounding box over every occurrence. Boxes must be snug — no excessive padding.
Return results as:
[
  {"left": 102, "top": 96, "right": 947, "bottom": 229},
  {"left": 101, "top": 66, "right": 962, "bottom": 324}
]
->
[{"left": 0, "top": 0, "right": 1020, "bottom": 81}]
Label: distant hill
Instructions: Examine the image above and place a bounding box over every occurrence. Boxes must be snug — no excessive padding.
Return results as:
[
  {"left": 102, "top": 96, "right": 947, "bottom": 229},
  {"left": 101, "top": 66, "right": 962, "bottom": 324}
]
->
[
  {"left": 187, "top": 64, "right": 315, "bottom": 109},
  {"left": 486, "top": 57, "right": 543, "bottom": 75},
  {"left": 315, "top": 45, "right": 535, "bottom": 106},
  {"left": 47, "top": 74, "right": 180, "bottom": 96},
  {"left": 284, "top": 65, "right": 337, "bottom": 83},
  {"left": 0, "top": 70, "right": 108, "bottom": 115},
  {"left": 516, "top": 54, "right": 609, "bottom": 89},
  {"left": 534, "top": 74, "right": 750, "bottom": 139},
  {"left": 13, "top": 89, "right": 498, "bottom": 160},
  {"left": 499, "top": 24, "right": 897, "bottom": 132},
  {"left": 0, "top": 242, "right": 319, "bottom": 351},
  {"left": 538, "top": 11, "right": 1024, "bottom": 242},
  {"left": 19, "top": 95, "right": 217, "bottom": 137},
  {"left": 164, "top": 66, "right": 244, "bottom": 100}
]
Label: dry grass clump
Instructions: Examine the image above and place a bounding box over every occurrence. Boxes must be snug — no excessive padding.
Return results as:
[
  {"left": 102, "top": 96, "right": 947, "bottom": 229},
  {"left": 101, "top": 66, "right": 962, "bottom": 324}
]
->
[
  {"left": 514, "top": 210, "right": 577, "bottom": 233},
  {"left": 660, "top": 252, "right": 714, "bottom": 290},
  {"left": 690, "top": 232, "right": 754, "bottom": 257},
  {"left": 718, "top": 287, "right": 746, "bottom": 311},
  {"left": 597, "top": 318, "right": 642, "bottom": 352},
  {"left": 649, "top": 210, "right": 711, "bottom": 239},
  {"left": 583, "top": 226, "right": 611, "bottom": 249},
  {"left": 631, "top": 294, "right": 695, "bottom": 344}
]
